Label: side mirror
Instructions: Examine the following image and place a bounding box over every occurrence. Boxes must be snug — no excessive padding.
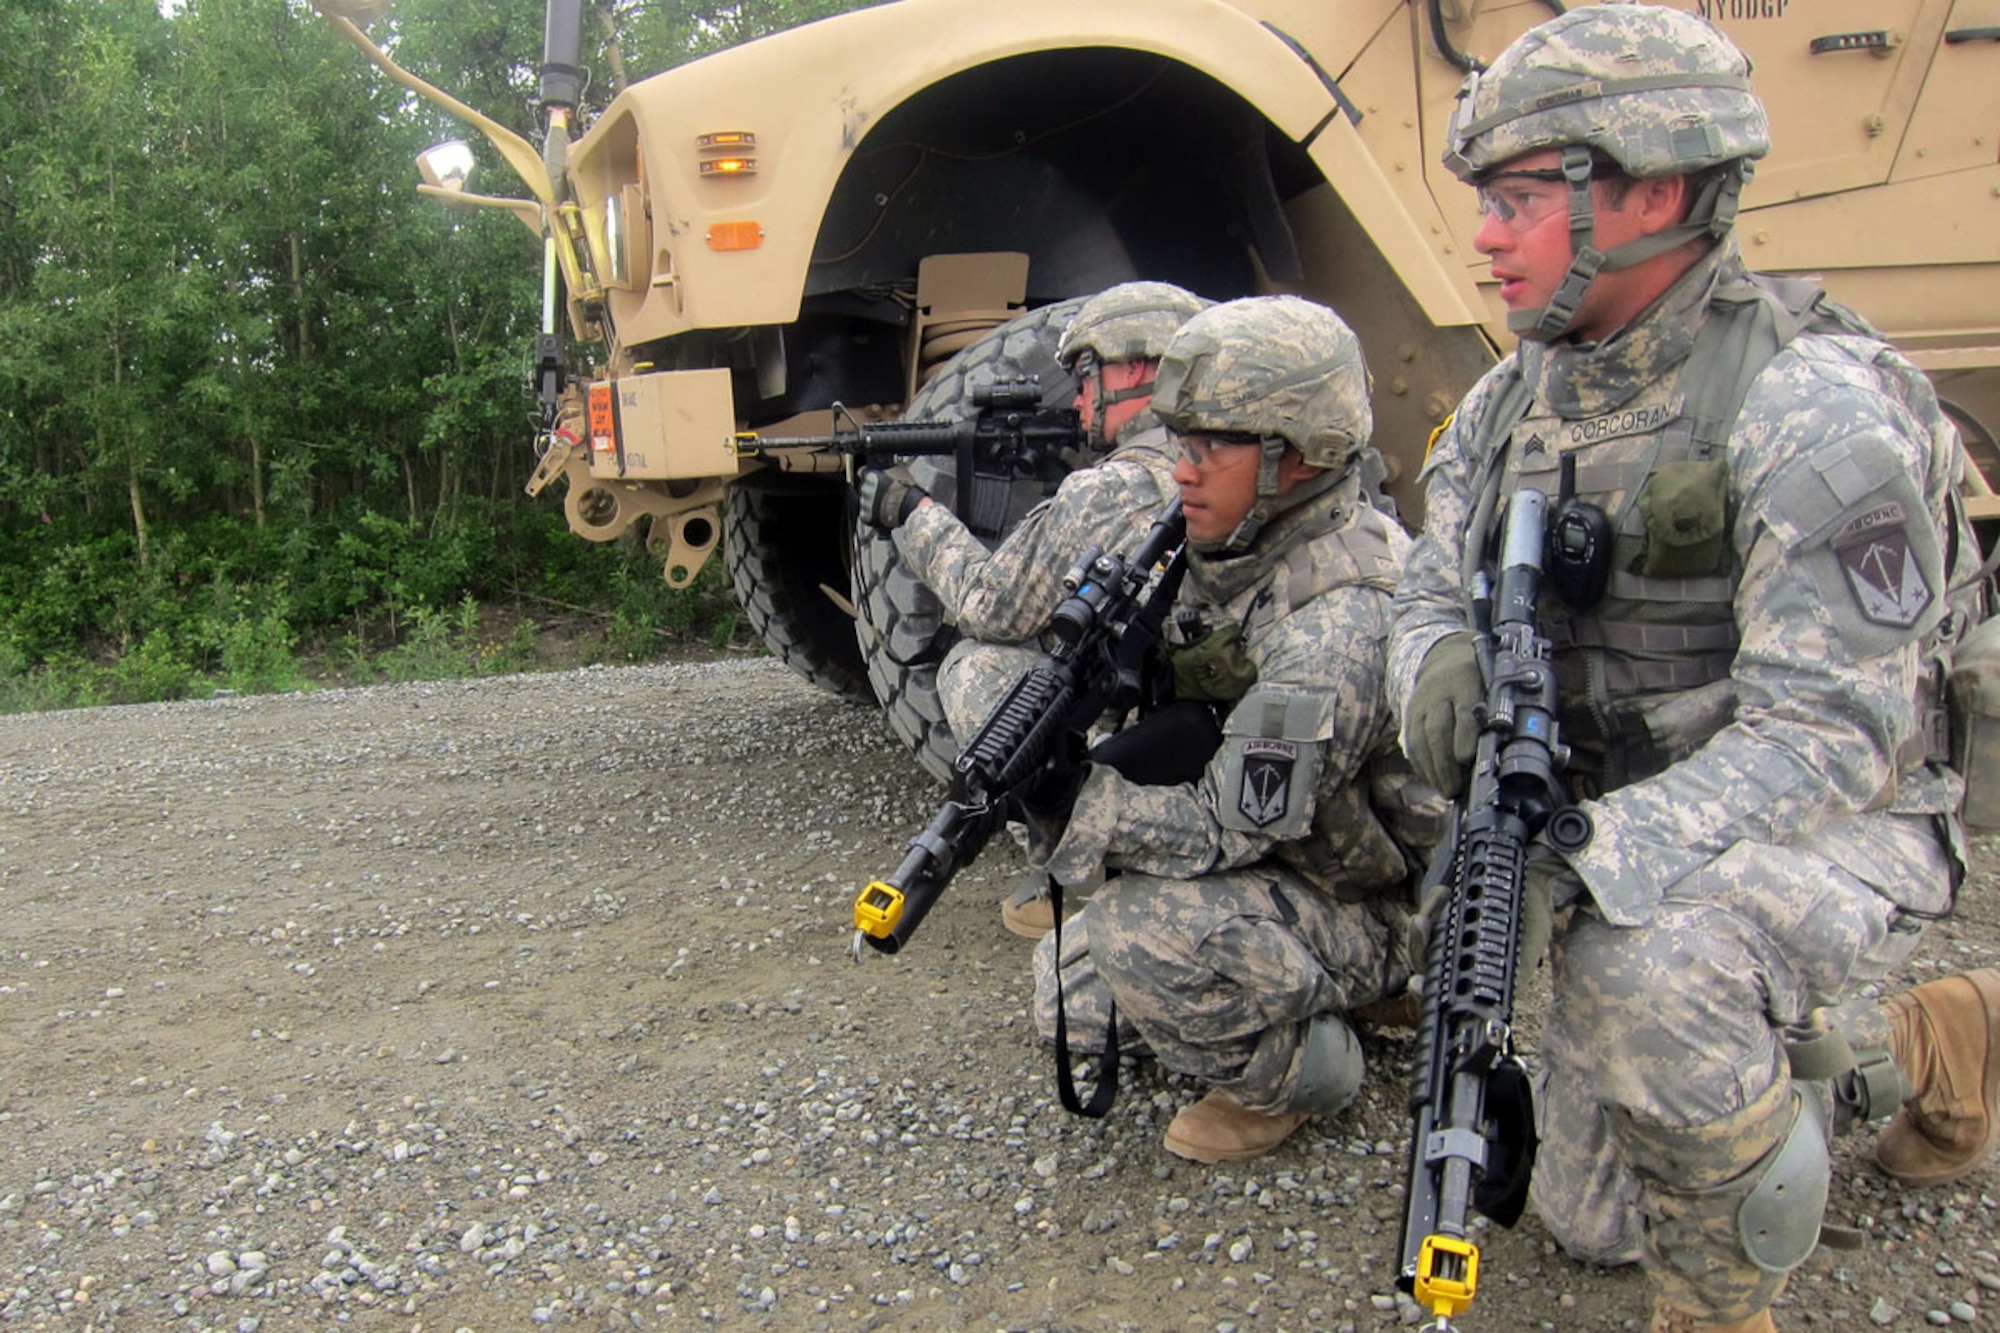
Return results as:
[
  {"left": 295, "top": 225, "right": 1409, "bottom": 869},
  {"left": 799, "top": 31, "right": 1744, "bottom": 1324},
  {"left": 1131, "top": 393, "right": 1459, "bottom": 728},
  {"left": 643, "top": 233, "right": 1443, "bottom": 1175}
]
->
[{"left": 417, "top": 141, "right": 477, "bottom": 193}]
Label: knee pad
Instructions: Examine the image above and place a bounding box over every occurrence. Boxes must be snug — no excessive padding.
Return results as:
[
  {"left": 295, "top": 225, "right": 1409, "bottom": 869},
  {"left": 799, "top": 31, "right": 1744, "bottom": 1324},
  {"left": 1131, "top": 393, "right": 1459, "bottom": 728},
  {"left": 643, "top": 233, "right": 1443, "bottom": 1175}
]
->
[
  {"left": 1612, "top": 1073, "right": 1827, "bottom": 1293},
  {"left": 1288, "top": 1014, "right": 1365, "bottom": 1117},
  {"left": 1737, "top": 1093, "right": 1830, "bottom": 1275}
]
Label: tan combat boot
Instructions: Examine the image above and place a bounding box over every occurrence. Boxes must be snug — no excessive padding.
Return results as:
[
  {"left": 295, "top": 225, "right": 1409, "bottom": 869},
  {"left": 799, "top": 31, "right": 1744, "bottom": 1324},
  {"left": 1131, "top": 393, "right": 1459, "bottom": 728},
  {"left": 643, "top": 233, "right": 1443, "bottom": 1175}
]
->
[
  {"left": 1877, "top": 968, "right": 2000, "bottom": 1186},
  {"left": 1649, "top": 1296, "right": 1777, "bottom": 1332},
  {"left": 999, "top": 874, "right": 1056, "bottom": 940},
  {"left": 1163, "top": 1089, "right": 1306, "bottom": 1164},
  {"left": 1351, "top": 986, "right": 1422, "bottom": 1032}
]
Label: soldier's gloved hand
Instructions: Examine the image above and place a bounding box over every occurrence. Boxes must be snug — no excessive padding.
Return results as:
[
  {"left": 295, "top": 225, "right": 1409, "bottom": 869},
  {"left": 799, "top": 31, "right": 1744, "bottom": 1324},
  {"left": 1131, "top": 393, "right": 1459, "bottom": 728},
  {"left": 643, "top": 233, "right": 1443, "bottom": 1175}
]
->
[
  {"left": 1014, "top": 740, "right": 1089, "bottom": 827},
  {"left": 856, "top": 465, "right": 926, "bottom": 530},
  {"left": 1406, "top": 631, "right": 1483, "bottom": 798}
]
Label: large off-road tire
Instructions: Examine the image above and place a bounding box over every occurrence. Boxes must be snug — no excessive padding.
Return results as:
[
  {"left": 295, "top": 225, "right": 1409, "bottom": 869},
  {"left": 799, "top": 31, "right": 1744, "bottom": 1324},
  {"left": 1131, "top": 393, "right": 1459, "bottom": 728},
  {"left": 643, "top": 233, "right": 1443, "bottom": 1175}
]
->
[
  {"left": 853, "top": 299, "right": 1087, "bottom": 781},
  {"left": 726, "top": 480, "right": 874, "bottom": 704}
]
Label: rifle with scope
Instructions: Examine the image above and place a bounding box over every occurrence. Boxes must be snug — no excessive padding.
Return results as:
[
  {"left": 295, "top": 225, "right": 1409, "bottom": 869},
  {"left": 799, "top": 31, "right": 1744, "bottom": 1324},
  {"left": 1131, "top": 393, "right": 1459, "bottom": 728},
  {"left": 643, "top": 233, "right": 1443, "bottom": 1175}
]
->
[
  {"left": 850, "top": 497, "right": 1188, "bottom": 958},
  {"left": 737, "top": 376, "right": 1082, "bottom": 529},
  {"left": 1396, "top": 487, "right": 1595, "bottom": 1331}
]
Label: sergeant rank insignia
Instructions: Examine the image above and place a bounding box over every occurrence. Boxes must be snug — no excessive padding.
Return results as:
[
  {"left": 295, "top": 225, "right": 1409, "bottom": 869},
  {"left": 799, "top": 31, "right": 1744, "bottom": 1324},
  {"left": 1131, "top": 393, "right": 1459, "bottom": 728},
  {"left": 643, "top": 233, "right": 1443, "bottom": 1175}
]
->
[
  {"left": 1237, "top": 740, "right": 1297, "bottom": 828},
  {"left": 1833, "top": 502, "right": 1933, "bottom": 629}
]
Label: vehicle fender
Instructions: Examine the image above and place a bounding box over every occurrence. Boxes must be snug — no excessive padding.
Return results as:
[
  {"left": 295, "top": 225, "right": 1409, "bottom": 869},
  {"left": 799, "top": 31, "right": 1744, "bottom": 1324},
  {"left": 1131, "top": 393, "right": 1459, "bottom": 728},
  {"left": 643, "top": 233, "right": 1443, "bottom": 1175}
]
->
[{"left": 577, "top": 0, "right": 1485, "bottom": 344}]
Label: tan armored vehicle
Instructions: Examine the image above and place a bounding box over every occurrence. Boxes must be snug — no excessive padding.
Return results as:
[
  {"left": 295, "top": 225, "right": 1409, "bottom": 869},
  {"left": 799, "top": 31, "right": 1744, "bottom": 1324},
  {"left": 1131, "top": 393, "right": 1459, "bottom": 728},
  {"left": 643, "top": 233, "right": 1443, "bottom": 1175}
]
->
[{"left": 317, "top": 0, "right": 2000, "bottom": 775}]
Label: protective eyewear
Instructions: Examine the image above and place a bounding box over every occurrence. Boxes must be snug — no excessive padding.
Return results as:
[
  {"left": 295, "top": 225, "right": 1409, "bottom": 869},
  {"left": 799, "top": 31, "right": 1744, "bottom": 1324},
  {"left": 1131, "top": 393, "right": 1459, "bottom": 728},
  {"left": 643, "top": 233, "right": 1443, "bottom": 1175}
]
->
[
  {"left": 1174, "top": 430, "right": 1264, "bottom": 468},
  {"left": 1472, "top": 168, "right": 1574, "bottom": 230}
]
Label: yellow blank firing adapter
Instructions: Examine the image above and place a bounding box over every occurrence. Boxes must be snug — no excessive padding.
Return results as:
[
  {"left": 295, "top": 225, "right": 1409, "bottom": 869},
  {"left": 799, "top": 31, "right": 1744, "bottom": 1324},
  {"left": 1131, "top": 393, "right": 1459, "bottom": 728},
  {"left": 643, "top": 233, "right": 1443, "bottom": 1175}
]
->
[
  {"left": 1414, "top": 1234, "right": 1478, "bottom": 1324},
  {"left": 853, "top": 881, "right": 905, "bottom": 939}
]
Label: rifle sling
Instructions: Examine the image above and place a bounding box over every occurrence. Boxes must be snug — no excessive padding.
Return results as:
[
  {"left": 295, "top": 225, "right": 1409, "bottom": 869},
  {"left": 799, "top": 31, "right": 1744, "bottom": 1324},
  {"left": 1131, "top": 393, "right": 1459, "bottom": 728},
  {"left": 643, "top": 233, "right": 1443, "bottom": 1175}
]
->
[{"left": 1050, "top": 877, "right": 1120, "bottom": 1118}]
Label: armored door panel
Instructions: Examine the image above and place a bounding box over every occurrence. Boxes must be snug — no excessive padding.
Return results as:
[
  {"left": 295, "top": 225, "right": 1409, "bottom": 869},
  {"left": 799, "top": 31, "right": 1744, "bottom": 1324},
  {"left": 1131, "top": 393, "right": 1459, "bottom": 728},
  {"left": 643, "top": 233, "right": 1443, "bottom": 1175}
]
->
[{"left": 1892, "top": 0, "right": 2000, "bottom": 183}]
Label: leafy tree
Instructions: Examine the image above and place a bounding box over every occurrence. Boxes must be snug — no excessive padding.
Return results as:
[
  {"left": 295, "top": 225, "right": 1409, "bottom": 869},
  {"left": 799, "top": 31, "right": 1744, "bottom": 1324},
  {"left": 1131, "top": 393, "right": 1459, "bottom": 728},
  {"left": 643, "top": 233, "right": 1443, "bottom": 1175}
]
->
[{"left": 0, "top": 0, "right": 878, "bottom": 691}]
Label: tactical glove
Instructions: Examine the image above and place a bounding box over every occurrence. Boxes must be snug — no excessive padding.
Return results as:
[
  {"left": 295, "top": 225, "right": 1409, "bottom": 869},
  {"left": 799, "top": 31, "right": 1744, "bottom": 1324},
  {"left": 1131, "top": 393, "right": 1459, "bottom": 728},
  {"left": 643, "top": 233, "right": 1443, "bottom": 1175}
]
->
[
  {"left": 1406, "top": 631, "right": 1482, "bottom": 798},
  {"left": 857, "top": 465, "right": 926, "bottom": 530},
  {"left": 1016, "top": 742, "right": 1088, "bottom": 824}
]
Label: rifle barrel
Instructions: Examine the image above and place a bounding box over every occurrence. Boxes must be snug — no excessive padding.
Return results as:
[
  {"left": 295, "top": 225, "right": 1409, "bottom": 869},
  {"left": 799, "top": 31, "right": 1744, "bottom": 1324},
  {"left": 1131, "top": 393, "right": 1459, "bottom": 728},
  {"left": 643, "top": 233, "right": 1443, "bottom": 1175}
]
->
[
  {"left": 1396, "top": 486, "right": 1592, "bottom": 1330},
  {"left": 850, "top": 496, "right": 1187, "bottom": 958}
]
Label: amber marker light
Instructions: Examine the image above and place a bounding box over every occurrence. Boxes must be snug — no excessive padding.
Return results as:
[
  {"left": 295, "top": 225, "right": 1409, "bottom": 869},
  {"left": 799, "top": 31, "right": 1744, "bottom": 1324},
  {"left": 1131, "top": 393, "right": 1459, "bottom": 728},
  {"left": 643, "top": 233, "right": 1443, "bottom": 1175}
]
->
[{"left": 706, "top": 221, "right": 765, "bottom": 251}]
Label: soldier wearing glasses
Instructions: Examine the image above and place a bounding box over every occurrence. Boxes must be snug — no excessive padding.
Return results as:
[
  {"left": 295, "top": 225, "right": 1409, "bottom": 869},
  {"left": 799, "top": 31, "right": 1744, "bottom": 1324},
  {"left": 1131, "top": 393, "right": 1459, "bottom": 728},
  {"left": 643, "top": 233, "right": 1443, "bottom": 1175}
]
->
[
  {"left": 1028, "top": 295, "right": 1443, "bottom": 1164},
  {"left": 1386, "top": 5, "right": 1994, "bottom": 1329}
]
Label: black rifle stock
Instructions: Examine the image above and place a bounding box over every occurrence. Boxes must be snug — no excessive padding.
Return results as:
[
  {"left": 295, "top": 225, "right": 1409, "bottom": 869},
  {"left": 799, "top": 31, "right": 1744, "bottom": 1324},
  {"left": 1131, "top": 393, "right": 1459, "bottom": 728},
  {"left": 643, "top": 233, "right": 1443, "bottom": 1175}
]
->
[
  {"left": 852, "top": 499, "right": 1188, "bottom": 957},
  {"left": 739, "top": 377, "right": 1082, "bottom": 522},
  {"left": 1397, "top": 488, "right": 1595, "bottom": 1330}
]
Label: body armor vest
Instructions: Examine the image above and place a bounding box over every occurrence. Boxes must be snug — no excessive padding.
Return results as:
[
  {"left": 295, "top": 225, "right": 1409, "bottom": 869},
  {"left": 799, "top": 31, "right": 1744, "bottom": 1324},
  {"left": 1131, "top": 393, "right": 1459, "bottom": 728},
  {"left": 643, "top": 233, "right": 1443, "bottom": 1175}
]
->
[{"left": 1472, "top": 272, "right": 1870, "bottom": 794}]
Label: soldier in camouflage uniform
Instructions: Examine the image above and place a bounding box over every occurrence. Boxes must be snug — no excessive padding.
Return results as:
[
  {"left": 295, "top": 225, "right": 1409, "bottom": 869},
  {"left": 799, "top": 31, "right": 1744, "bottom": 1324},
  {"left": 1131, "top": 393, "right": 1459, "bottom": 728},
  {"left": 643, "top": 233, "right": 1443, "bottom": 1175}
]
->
[
  {"left": 1029, "top": 295, "right": 1444, "bottom": 1165},
  {"left": 1386, "top": 6, "right": 1999, "bottom": 1330},
  {"left": 859, "top": 281, "right": 1210, "bottom": 938}
]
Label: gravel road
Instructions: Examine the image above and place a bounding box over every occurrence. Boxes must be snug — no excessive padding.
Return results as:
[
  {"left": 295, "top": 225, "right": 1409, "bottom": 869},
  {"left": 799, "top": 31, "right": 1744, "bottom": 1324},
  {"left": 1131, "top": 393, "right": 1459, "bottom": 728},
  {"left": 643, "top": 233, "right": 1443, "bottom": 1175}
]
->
[{"left": 4, "top": 658, "right": 2000, "bottom": 1332}]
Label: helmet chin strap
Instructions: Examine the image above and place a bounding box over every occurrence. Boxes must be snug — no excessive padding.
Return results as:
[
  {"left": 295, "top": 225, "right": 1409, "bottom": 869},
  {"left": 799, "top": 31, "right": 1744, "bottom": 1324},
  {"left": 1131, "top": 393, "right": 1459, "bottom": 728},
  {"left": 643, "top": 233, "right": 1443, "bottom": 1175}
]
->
[
  {"left": 1071, "top": 355, "right": 1111, "bottom": 451},
  {"left": 1079, "top": 358, "right": 1155, "bottom": 450},
  {"left": 1515, "top": 145, "right": 1606, "bottom": 342},
  {"left": 1204, "top": 444, "right": 1340, "bottom": 555},
  {"left": 1513, "top": 145, "right": 1751, "bottom": 343}
]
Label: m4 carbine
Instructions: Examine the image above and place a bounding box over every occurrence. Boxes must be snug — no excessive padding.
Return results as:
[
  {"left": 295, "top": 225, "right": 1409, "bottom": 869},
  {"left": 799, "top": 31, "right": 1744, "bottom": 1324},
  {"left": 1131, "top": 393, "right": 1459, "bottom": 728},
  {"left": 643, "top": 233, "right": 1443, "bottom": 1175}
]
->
[
  {"left": 851, "top": 498, "right": 1188, "bottom": 958},
  {"left": 737, "top": 377, "right": 1082, "bottom": 534},
  {"left": 1397, "top": 488, "right": 1595, "bottom": 1331}
]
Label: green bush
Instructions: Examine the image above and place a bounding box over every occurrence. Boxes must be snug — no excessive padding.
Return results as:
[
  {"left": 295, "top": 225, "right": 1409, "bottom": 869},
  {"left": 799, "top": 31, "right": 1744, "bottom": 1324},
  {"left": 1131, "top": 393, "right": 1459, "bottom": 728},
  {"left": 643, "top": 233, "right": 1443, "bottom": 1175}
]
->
[
  {"left": 0, "top": 495, "right": 755, "bottom": 712},
  {"left": 375, "top": 596, "right": 482, "bottom": 683},
  {"left": 218, "top": 607, "right": 306, "bottom": 696},
  {"left": 106, "top": 633, "right": 199, "bottom": 704}
]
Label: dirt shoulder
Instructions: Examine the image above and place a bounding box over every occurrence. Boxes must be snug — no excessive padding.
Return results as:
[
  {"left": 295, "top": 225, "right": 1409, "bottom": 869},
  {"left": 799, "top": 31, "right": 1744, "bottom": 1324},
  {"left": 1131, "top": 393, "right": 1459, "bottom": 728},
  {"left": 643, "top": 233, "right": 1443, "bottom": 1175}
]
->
[{"left": 2, "top": 660, "right": 1997, "bottom": 1331}]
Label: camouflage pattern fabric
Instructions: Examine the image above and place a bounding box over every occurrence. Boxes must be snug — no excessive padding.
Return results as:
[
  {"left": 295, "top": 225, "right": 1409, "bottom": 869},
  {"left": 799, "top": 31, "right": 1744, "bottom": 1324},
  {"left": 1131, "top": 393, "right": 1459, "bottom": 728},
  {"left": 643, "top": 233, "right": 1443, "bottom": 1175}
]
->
[
  {"left": 895, "top": 419, "right": 1179, "bottom": 648},
  {"left": 1442, "top": 2, "right": 1768, "bottom": 183},
  {"left": 937, "top": 638, "right": 1039, "bottom": 742},
  {"left": 1031, "top": 867, "right": 1402, "bottom": 1113},
  {"left": 1532, "top": 822, "right": 1944, "bottom": 1312},
  {"left": 1030, "top": 471, "right": 1434, "bottom": 1114},
  {"left": 1387, "top": 239, "right": 1964, "bottom": 1319},
  {"left": 1058, "top": 281, "right": 1211, "bottom": 367},
  {"left": 1151, "top": 294, "right": 1372, "bottom": 473}
]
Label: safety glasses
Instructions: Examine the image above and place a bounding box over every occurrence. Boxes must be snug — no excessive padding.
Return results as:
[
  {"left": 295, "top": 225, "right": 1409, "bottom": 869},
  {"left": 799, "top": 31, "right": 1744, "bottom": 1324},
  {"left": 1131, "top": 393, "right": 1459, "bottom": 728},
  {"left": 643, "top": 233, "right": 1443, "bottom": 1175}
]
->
[
  {"left": 1173, "top": 430, "right": 1264, "bottom": 468},
  {"left": 1473, "top": 167, "right": 1574, "bottom": 230}
]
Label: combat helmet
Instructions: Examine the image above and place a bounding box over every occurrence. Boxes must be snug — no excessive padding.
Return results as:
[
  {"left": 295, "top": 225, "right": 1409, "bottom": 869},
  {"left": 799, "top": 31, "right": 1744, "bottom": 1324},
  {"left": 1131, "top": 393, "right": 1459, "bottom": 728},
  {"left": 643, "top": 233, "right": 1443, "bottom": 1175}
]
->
[
  {"left": 1153, "top": 295, "right": 1372, "bottom": 552},
  {"left": 1058, "top": 281, "right": 1211, "bottom": 448},
  {"left": 1443, "top": 0, "right": 1770, "bottom": 341}
]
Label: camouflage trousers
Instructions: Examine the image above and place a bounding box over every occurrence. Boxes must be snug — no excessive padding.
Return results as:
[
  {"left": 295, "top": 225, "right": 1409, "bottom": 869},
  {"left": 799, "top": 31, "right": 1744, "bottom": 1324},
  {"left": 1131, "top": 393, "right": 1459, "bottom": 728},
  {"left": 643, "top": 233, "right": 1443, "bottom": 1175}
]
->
[
  {"left": 938, "top": 638, "right": 1042, "bottom": 740},
  {"left": 1532, "top": 812, "right": 1949, "bottom": 1321},
  {"left": 1029, "top": 867, "right": 1407, "bottom": 1114}
]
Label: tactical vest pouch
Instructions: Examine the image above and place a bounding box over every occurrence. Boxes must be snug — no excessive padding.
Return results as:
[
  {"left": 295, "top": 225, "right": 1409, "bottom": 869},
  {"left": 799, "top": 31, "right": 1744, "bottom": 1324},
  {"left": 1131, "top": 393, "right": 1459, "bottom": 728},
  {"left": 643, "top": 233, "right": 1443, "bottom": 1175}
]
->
[
  {"left": 1168, "top": 623, "right": 1259, "bottom": 703},
  {"left": 1633, "top": 458, "right": 1730, "bottom": 578},
  {"left": 1948, "top": 613, "right": 2000, "bottom": 832}
]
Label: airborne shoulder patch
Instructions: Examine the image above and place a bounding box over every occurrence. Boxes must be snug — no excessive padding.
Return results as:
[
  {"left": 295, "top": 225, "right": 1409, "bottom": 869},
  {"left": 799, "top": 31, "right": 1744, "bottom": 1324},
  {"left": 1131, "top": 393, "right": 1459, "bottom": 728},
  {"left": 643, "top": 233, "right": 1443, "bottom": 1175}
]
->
[
  {"left": 1832, "top": 501, "right": 1934, "bottom": 630},
  {"left": 1236, "top": 739, "right": 1299, "bottom": 828}
]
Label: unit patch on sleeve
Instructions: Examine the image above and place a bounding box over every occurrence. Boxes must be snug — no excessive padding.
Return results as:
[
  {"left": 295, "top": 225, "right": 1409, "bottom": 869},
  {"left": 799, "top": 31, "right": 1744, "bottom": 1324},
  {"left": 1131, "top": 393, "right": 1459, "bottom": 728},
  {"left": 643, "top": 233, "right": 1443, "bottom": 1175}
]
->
[
  {"left": 1237, "top": 739, "right": 1299, "bottom": 829},
  {"left": 1832, "top": 501, "right": 1934, "bottom": 630}
]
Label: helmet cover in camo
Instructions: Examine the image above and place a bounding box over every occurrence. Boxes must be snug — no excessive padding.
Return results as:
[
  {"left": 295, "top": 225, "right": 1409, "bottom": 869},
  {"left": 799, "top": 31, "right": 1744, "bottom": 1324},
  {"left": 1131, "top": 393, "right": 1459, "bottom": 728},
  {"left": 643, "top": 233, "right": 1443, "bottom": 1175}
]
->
[
  {"left": 1056, "top": 281, "right": 1212, "bottom": 369},
  {"left": 1443, "top": 1, "right": 1769, "bottom": 183},
  {"left": 1153, "top": 296, "right": 1372, "bottom": 473}
]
